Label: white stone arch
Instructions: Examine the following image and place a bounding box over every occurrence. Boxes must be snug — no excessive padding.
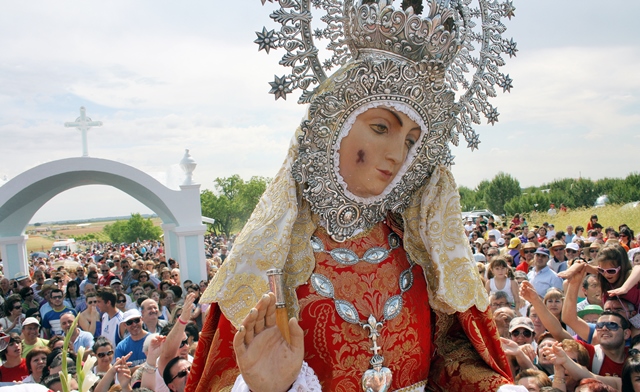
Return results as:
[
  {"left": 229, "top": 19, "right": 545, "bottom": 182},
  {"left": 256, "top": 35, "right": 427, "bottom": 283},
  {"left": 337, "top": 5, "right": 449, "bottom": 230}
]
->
[{"left": 0, "top": 157, "right": 207, "bottom": 283}]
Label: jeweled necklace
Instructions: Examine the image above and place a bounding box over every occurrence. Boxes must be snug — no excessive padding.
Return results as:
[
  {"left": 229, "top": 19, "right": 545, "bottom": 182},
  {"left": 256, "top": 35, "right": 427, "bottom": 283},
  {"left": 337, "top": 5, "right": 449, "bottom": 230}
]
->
[{"left": 310, "top": 232, "right": 414, "bottom": 392}]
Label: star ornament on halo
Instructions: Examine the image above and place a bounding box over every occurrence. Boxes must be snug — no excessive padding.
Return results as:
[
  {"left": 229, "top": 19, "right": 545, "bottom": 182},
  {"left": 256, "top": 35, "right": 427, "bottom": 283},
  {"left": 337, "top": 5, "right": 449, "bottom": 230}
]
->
[
  {"left": 467, "top": 133, "right": 481, "bottom": 151},
  {"left": 255, "top": 27, "right": 277, "bottom": 53},
  {"left": 269, "top": 75, "right": 293, "bottom": 100},
  {"left": 503, "top": 1, "right": 516, "bottom": 20}
]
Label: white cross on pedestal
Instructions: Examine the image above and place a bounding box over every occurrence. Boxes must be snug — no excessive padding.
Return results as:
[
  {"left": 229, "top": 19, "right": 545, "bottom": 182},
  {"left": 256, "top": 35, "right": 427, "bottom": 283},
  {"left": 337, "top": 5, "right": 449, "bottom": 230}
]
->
[{"left": 64, "top": 106, "right": 103, "bottom": 157}]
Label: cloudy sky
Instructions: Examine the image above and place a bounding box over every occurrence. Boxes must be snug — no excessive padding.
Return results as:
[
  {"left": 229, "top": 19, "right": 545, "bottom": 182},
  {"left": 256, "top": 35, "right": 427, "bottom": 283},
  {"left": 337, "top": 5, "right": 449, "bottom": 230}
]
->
[{"left": 1, "top": 1, "right": 639, "bottom": 223}]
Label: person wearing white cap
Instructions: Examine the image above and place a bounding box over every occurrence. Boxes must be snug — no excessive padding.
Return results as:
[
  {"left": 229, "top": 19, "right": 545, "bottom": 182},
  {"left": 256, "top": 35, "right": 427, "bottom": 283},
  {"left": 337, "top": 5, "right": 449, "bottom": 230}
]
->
[
  {"left": 110, "top": 279, "right": 136, "bottom": 311},
  {"left": 115, "top": 309, "right": 149, "bottom": 367},
  {"left": 565, "top": 242, "right": 581, "bottom": 265},
  {"left": 21, "top": 317, "right": 48, "bottom": 358}
]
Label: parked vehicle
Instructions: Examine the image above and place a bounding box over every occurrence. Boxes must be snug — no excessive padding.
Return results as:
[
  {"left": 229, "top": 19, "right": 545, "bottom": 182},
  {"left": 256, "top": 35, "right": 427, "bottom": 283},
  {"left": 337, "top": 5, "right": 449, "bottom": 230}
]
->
[
  {"left": 594, "top": 195, "right": 609, "bottom": 208},
  {"left": 461, "top": 209, "right": 501, "bottom": 224},
  {"left": 51, "top": 239, "right": 77, "bottom": 254}
]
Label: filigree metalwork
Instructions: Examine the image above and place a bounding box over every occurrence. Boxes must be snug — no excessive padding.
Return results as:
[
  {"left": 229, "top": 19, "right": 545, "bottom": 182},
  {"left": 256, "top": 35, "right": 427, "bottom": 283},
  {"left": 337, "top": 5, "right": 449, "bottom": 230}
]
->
[
  {"left": 257, "top": 0, "right": 516, "bottom": 239},
  {"left": 292, "top": 57, "right": 456, "bottom": 240},
  {"left": 310, "top": 232, "right": 400, "bottom": 264},
  {"left": 257, "top": 0, "right": 516, "bottom": 149}
]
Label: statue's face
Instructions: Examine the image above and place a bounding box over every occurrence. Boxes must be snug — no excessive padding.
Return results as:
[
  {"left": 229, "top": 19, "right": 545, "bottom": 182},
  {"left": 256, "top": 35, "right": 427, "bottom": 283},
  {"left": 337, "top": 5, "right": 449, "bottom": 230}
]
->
[{"left": 338, "top": 107, "right": 421, "bottom": 198}]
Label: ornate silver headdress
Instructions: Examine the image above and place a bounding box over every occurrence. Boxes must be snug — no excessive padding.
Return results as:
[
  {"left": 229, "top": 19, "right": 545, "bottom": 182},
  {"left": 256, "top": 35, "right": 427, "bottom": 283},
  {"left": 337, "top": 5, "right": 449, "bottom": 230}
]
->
[{"left": 256, "top": 0, "right": 516, "bottom": 240}]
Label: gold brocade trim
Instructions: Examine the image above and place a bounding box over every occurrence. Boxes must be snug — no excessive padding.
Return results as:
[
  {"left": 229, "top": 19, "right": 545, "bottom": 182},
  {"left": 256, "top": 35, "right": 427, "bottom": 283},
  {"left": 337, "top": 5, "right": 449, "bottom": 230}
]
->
[
  {"left": 395, "top": 380, "right": 428, "bottom": 391},
  {"left": 429, "top": 310, "right": 508, "bottom": 391},
  {"left": 283, "top": 197, "right": 317, "bottom": 320},
  {"left": 201, "top": 129, "right": 303, "bottom": 328},
  {"left": 402, "top": 166, "right": 489, "bottom": 314}
]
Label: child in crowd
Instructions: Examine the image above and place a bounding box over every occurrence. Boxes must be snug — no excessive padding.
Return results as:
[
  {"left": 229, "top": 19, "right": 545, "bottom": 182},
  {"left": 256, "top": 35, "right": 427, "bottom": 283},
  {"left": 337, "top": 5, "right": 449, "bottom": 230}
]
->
[{"left": 486, "top": 256, "right": 522, "bottom": 313}]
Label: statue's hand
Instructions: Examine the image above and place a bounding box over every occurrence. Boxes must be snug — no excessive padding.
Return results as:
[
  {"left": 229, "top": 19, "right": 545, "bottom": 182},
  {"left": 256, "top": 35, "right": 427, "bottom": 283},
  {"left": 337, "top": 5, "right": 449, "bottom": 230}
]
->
[{"left": 233, "top": 293, "right": 304, "bottom": 392}]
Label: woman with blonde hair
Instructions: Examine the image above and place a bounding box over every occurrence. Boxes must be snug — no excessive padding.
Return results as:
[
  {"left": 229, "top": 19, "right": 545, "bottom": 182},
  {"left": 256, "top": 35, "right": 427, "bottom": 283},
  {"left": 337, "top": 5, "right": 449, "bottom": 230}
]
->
[{"left": 543, "top": 288, "right": 565, "bottom": 327}]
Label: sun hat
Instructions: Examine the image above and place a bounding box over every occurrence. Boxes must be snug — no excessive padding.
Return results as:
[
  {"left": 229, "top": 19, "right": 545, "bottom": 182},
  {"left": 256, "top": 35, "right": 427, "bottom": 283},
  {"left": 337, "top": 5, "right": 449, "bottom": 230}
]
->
[
  {"left": 509, "top": 317, "right": 534, "bottom": 333},
  {"left": 577, "top": 304, "right": 603, "bottom": 319}
]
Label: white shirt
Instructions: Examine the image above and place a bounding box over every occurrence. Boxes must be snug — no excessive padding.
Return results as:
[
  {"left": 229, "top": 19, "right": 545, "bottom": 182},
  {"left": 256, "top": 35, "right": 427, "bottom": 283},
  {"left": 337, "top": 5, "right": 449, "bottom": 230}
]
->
[
  {"left": 101, "top": 310, "right": 124, "bottom": 347},
  {"left": 488, "top": 229, "right": 502, "bottom": 240}
]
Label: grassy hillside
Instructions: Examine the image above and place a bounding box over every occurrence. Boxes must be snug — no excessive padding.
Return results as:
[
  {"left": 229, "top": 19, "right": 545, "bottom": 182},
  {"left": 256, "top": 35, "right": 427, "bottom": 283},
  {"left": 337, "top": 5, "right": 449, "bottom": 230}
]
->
[{"left": 526, "top": 204, "right": 640, "bottom": 234}]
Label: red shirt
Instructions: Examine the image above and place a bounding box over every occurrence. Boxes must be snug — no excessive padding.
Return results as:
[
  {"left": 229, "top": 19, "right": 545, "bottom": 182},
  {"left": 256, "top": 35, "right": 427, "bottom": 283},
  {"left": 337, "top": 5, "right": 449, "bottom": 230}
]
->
[
  {"left": 516, "top": 261, "right": 530, "bottom": 273},
  {"left": 98, "top": 271, "right": 117, "bottom": 287},
  {"left": 578, "top": 341, "right": 627, "bottom": 377},
  {"left": 0, "top": 358, "right": 29, "bottom": 382}
]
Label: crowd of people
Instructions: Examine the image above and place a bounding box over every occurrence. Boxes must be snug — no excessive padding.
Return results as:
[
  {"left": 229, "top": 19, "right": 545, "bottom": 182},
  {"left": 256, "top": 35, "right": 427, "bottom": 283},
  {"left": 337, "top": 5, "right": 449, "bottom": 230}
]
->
[
  {"left": 470, "top": 213, "right": 640, "bottom": 391},
  {"left": 0, "top": 235, "right": 232, "bottom": 392},
  {"left": 1, "top": 211, "right": 640, "bottom": 391}
]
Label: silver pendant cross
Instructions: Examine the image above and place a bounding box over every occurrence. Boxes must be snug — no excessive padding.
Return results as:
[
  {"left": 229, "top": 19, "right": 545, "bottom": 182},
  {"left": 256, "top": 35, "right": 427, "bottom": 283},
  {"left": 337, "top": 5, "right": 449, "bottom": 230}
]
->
[{"left": 363, "top": 314, "right": 384, "bottom": 356}]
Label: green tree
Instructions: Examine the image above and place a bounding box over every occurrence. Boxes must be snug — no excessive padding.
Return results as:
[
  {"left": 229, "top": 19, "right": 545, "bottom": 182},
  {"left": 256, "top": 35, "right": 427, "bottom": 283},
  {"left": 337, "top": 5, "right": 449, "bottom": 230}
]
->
[
  {"left": 483, "top": 172, "right": 521, "bottom": 215},
  {"left": 504, "top": 191, "right": 551, "bottom": 215},
  {"left": 459, "top": 185, "right": 487, "bottom": 211},
  {"left": 609, "top": 173, "right": 640, "bottom": 204},
  {"left": 200, "top": 175, "right": 269, "bottom": 236},
  {"left": 103, "top": 214, "right": 162, "bottom": 243},
  {"left": 568, "top": 178, "right": 598, "bottom": 208}
]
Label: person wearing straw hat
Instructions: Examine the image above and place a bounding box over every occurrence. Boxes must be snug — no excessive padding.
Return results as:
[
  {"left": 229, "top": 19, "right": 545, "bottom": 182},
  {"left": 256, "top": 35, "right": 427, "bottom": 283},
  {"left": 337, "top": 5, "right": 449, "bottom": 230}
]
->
[{"left": 548, "top": 240, "right": 568, "bottom": 273}]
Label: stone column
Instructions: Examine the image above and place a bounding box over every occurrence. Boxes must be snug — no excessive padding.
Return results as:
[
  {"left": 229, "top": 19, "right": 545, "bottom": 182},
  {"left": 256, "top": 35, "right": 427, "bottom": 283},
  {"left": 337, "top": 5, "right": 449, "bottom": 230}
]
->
[
  {"left": 161, "top": 223, "right": 178, "bottom": 262},
  {"left": 173, "top": 225, "right": 208, "bottom": 284},
  {"left": 0, "top": 235, "right": 29, "bottom": 279}
]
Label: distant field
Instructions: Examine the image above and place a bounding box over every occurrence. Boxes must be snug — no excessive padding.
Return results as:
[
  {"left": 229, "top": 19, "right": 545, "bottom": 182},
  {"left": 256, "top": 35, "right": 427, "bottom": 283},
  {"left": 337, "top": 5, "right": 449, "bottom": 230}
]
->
[
  {"left": 27, "top": 236, "right": 55, "bottom": 253},
  {"left": 24, "top": 217, "right": 163, "bottom": 253},
  {"left": 526, "top": 204, "right": 640, "bottom": 233}
]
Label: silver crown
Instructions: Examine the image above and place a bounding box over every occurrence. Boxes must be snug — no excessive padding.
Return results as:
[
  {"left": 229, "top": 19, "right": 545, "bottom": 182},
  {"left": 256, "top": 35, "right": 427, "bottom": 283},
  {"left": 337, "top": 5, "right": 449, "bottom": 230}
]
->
[
  {"left": 256, "top": 0, "right": 516, "bottom": 151},
  {"left": 345, "top": 1, "right": 462, "bottom": 66}
]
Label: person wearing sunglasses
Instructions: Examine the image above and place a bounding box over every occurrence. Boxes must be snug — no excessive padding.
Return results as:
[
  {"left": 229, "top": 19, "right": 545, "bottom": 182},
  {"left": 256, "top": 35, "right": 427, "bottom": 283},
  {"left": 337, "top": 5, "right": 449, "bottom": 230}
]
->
[
  {"left": 98, "top": 263, "right": 117, "bottom": 288},
  {"left": 162, "top": 357, "right": 191, "bottom": 392},
  {"left": 528, "top": 247, "right": 564, "bottom": 298},
  {"left": 508, "top": 317, "right": 536, "bottom": 347},
  {"left": 0, "top": 294, "right": 25, "bottom": 334},
  {"left": 78, "top": 292, "right": 101, "bottom": 336},
  {"left": 516, "top": 242, "right": 537, "bottom": 274},
  {"left": 583, "top": 312, "right": 630, "bottom": 378},
  {"left": 586, "top": 242, "right": 601, "bottom": 261},
  {"left": 0, "top": 332, "right": 29, "bottom": 382},
  {"left": 19, "top": 286, "right": 40, "bottom": 312},
  {"left": 115, "top": 309, "right": 149, "bottom": 367},
  {"left": 92, "top": 336, "right": 115, "bottom": 376},
  {"left": 41, "top": 288, "right": 77, "bottom": 338},
  {"left": 562, "top": 244, "right": 640, "bottom": 315}
]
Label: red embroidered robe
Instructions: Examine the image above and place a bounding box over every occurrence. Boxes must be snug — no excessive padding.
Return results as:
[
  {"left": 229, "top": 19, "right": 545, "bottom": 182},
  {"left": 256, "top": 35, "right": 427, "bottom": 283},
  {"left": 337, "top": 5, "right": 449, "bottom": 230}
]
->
[{"left": 186, "top": 222, "right": 512, "bottom": 391}]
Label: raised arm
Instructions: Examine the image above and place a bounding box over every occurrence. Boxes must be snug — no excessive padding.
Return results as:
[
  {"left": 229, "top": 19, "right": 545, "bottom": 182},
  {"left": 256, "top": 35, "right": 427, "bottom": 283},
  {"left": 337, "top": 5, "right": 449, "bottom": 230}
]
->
[
  {"left": 159, "top": 292, "right": 196, "bottom": 376},
  {"left": 542, "top": 342, "right": 621, "bottom": 391},
  {"left": 519, "top": 281, "right": 572, "bottom": 341},
  {"left": 561, "top": 265, "right": 592, "bottom": 342},
  {"left": 609, "top": 264, "right": 640, "bottom": 297},
  {"left": 510, "top": 279, "right": 522, "bottom": 315}
]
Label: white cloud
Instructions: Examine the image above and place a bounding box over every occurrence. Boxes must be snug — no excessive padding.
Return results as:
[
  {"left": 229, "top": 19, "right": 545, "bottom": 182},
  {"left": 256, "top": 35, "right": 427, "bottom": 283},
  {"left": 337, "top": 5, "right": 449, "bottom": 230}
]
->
[{"left": 1, "top": 1, "right": 639, "bottom": 222}]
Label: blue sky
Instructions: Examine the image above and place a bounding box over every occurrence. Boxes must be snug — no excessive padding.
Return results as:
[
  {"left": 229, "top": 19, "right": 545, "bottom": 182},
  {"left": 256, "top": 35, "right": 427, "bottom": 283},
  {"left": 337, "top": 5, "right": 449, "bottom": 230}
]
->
[{"left": 0, "top": 1, "right": 638, "bottom": 222}]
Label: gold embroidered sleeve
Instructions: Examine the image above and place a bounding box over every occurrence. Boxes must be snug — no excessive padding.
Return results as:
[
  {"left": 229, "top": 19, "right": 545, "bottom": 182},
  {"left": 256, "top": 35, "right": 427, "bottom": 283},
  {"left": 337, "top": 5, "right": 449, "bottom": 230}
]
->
[
  {"left": 200, "top": 131, "right": 302, "bottom": 328},
  {"left": 402, "top": 165, "right": 489, "bottom": 314}
]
